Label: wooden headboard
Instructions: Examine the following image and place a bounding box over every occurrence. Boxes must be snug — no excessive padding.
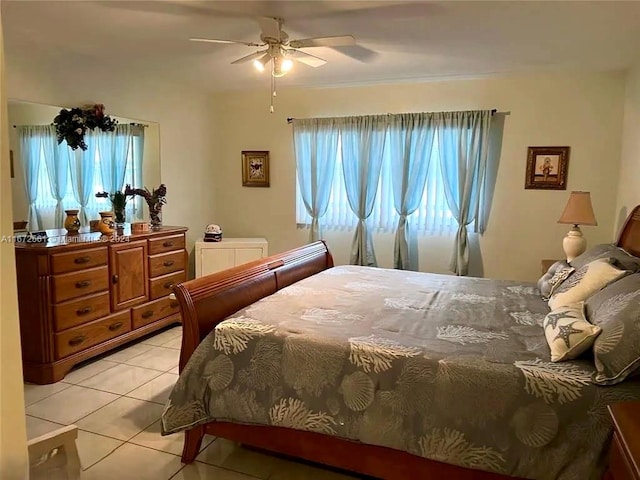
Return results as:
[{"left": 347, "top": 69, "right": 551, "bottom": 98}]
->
[{"left": 617, "top": 205, "right": 640, "bottom": 258}]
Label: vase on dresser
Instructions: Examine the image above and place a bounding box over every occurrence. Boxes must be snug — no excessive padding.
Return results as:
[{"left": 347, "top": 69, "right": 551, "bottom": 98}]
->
[
  {"left": 149, "top": 201, "right": 163, "bottom": 230},
  {"left": 113, "top": 206, "right": 126, "bottom": 226},
  {"left": 98, "top": 211, "right": 115, "bottom": 235},
  {"left": 64, "top": 209, "right": 81, "bottom": 234}
]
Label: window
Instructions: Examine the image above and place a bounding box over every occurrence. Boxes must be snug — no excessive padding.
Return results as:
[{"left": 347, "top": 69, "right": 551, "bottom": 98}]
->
[
  {"left": 32, "top": 131, "right": 141, "bottom": 229},
  {"left": 296, "top": 133, "right": 457, "bottom": 234}
]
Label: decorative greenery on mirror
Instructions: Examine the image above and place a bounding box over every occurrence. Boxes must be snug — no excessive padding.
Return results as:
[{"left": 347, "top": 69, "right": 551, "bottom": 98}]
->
[{"left": 53, "top": 104, "right": 118, "bottom": 150}]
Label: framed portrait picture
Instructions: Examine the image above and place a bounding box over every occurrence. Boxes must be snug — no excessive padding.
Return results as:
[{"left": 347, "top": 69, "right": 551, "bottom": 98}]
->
[
  {"left": 525, "top": 146, "right": 570, "bottom": 190},
  {"left": 241, "top": 150, "right": 270, "bottom": 187}
]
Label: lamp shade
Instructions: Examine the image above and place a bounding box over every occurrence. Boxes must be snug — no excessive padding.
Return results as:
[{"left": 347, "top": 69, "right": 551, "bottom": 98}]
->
[{"left": 558, "top": 191, "right": 597, "bottom": 226}]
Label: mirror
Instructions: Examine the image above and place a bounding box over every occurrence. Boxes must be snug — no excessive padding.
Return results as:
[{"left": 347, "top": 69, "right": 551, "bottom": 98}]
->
[{"left": 7, "top": 100, "right": 161, "bottom": 230}]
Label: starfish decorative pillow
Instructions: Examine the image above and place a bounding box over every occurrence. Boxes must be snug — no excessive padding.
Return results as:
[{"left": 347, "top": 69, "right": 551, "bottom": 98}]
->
[{"left": 543, "top": 302, "right": 601, "bottom": 362}]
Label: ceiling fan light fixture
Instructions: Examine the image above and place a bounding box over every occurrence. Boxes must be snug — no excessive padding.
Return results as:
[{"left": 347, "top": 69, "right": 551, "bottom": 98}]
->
[
  {"left": 252, "top": 53, "right": 270, "bottom": 72},
  {"left": 282, "top": 58, "right": 293, "bottom": 72},
  {"left": 272, "top": 55, "right": 292, "bottom": 78}
]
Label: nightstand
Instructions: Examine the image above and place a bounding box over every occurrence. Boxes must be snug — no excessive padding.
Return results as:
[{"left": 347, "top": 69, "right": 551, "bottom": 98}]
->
[
  {"left": 540, "top": 259, "right": 559, "bottom": 274},
  {"left": 607, "top": 403, "right": 640, "bottom": 480}
]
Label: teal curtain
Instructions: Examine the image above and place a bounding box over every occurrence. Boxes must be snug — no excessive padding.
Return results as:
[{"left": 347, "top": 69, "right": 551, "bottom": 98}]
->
[
  {"left": 70, "top": 130, "right": 98, "bottom": 226},
  {"left": 41, "top": 126, "right": 70, "bottom": 228},
  {"left": 436, "top": 110, "right": 492, "bottom": 276},
  {"left": 339, "top": 115, "right": 387, "bottom": 266},
  {"left": 388, "top": 113, "right": 436, "bottom": 270},
  {"left": 293, "top": 118, "right": 340, "bottom": 241},
  {"left": 97, "top": 124, "right": 132, "bottom": 194},
  {"left": 17, "top": 126, "right": 44, "bottom": 231},
  {"left": 129, "top": 125, "right": 145, "bottom": 220}
]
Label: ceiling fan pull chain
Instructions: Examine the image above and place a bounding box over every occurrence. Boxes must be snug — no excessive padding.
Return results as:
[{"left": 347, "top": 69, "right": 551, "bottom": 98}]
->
[{"left": 270, "top": 74, "right": 276, "bottom": 113}]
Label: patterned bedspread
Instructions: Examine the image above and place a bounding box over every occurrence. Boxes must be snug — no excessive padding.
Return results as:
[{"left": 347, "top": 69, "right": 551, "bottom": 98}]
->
[{"left": 162, "top": 265, "right": 640, "bottom": 480}]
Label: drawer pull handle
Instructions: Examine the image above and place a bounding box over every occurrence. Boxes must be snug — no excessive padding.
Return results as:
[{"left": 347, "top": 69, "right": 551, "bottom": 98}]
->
[
  {"left": 170, "top": 301, "right": 179, "bottom": 308},
  {"left": 163, "top": 282, "right": 174, "bottom": 290},
  {"left": 141, "top": 310, "right": 154, "bottom": 319},
  {"left": 162, "top": 241, "right": 174, "bottom": 247},
  {"left": 76, "top": 306, "right": 93, "bottom": 316},
  {"left": 68, "top": 336, "right": 86, "bottom": 347},
  {"left": 108, "top": 322, "right": 124, "bottom": 331},
  {"left": 75, "top": 280, "right": 91, "bottom": 289},
  {"left": 163, "top": 260, "right": 175, "bottom": 267},
  {"left": 74, "top": 256, "right": 90, "bottom": 264},
  {"left": 112, "top": 274, "right": 119, "bottom": 284}
]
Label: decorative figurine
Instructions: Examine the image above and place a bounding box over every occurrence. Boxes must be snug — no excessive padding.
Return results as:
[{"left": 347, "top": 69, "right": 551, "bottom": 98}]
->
[{"left": 204, "top": 224, "right": 222, "bottom": 242}]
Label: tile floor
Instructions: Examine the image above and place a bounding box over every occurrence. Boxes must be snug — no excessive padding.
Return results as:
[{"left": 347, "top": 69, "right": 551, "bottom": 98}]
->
[{"left": 24, "top": 325, "right": 363, "bottom": 480}]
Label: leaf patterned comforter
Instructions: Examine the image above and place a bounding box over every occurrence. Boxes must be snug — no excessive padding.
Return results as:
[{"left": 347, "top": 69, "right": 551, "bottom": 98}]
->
[{"left": 162, "top": 265, "right": 640, "bottom": 480}]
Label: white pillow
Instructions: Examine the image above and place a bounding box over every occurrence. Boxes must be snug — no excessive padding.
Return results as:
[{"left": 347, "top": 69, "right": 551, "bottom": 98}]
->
[
  {"left": 548, "top": 258, "right": 627, "bottom": 310},
  {"left": 543, "top": 303, "right": 601, "bottom": 362}
]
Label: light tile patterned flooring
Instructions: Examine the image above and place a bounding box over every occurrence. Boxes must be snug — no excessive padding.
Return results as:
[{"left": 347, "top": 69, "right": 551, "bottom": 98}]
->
[{"left": 24, "top": 325, "right": 363, "bottom": 480}]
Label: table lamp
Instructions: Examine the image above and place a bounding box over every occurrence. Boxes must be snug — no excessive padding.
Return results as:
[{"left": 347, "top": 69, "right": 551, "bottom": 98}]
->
[{"left": 557, "top": 191, "right": 597, "bottom": 261}]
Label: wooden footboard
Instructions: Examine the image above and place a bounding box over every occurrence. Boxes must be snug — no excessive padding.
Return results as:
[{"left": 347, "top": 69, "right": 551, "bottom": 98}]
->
[{"left": 172, "top": 240, "right": 333, "bottom": 372}]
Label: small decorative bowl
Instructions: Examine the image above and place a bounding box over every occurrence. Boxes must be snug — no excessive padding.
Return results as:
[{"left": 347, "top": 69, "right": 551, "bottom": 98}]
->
[{"left": 131, "top": 222, "right": 151, "bottom": 234}]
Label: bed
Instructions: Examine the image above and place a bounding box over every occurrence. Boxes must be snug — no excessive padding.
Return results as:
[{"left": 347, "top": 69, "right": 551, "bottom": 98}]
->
[{"left": 163, "top": 205, "right": 640, "bottom": 480}]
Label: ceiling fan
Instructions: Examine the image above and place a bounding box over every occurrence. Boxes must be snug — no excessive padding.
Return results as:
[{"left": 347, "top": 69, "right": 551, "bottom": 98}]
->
[{"left": 189, "top": 16, "right": 360, "bottom": 78}]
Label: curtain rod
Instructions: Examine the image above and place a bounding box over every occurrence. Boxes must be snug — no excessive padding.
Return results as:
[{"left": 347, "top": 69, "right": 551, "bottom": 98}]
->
[
  {"left": 286, "top": 109, "right": 509, "bottom": 124},
  {"left": 13, "top": 122, "right": 148, "bottom": 128}
]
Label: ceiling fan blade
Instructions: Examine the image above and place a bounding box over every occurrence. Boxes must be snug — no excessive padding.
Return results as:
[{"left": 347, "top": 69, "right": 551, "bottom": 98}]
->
[
  {"left": 333, "top": 45, "right": 379, "bottom": 63},
  {"left": 189, "top": 38, "right": 263, "bottom": 47},
  {"left": 257, "top": 16, "right": 282, "bottom": 41},
  {"left": 287, "top": 49, "right": 327, "bottom": 68},
  {"left": 230, "top": 50, "right": 269, "bottom": 65},
  {"left": 289, "top": 35, "right": 356, "bottom": 49}
]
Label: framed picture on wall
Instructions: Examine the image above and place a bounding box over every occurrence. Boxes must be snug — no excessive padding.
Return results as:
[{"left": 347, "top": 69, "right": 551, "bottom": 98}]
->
[
  {"left": 524, "top": 146, "right": 570, "bottom": 190},
  {"left": 242, "top": 150, "right": 270, "bottom": 187}
]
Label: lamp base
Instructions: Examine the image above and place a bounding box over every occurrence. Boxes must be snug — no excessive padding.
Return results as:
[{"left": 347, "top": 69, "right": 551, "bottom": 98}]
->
[{"left": 562, "top": 225, "right": 586, "bottom": 262}]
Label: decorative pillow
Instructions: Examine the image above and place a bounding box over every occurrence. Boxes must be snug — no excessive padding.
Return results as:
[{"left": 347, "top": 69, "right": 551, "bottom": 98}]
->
[
  {"left": 548, "top": 258, "right": 627, "bottom": 310},
  {"left": 543, "top": 303, "right": 601, "bottom": 362},
  {"left": 586, "top": 273, "right": 640, "bottom": 385},
  {"left": 537, "top": 260, "right": 574, "bottom": 301},
  {"left": 570, "top": 243, "right": 640, "bottom": 273}
]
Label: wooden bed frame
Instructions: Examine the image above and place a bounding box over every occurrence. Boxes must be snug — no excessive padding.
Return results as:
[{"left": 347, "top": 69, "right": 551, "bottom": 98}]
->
[{"left": 172, "top": 205, "right": 640, "bottom": 480}]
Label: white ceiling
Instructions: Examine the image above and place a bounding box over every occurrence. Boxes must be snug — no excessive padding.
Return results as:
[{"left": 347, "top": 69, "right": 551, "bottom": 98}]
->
[{"left": 3, "top": 1, "right": 640, "bottom": 92}]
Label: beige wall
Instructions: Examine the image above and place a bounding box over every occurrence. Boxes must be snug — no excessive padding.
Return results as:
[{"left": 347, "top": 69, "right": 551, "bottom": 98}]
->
[
  {"left": 6, "top": 61, "right": 218, "bottom": 276},
  {"left": 0, "top": 11, "right": 29, "bottom": 478},
  {"left": 615, "top": 64, "right": 640, "bottom": 234},
  {"left": 212, "top": 71, "right": 626, "bottom": 282}
]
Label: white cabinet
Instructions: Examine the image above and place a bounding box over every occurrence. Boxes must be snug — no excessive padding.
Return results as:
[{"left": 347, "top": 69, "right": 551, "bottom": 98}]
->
[{"left": 195, "top": 238, "right": 268, "bottom": 278}]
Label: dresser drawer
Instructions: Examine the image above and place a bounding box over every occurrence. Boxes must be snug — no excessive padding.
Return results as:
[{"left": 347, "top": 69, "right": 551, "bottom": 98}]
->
[
  {"left": 132, "top": 296, "right": 181, "bottom": 329},
  {"left": 51, "top": 247, "right": 108, "bottom": 274},
  {"left": 53, "top": 291, "right": 111, "bottom": 332},
  {"left": 149, "top": 234, "right": 185, "bottom": 255},
  {"left": 54, "top": 310, "right": 131, "bottom": 359},
  {"left": 149, "top": 250, "right": 186, "bottom": 278},
  {"left": 52, "top": 266, "right": 109, "bottom": 303},
  {"left": 149, "top": 270, "right": 186, "bottom": 300}
]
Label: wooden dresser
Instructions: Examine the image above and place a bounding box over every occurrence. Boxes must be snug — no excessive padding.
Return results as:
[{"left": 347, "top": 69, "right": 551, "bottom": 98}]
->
[{"left": 15, "top": 225, "right": 188, "bottom": 384}]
